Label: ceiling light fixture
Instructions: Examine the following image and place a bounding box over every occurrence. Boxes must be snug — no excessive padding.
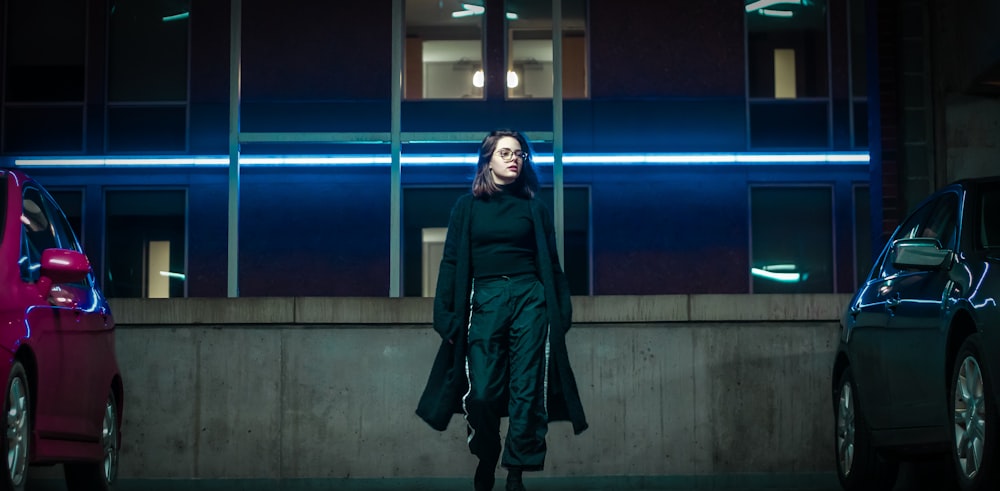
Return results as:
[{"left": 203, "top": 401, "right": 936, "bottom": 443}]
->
[
  {"left": 472, "top": 70, "right": 519, "bottom": 88},
  {"left": 744, "top": 0, "right": 802, "bottom": 11},
  {"left": 162, "top": 11, "right": 189, "bottom": 22},
  {"left": 759, "top": 8, "right": 793, "bottom": 18},
  {"left": 745, "top": 0, "right": 803, "bottom": 18},
  {"left": 451, "top": 3, "right": 484, "bottom": 18},
  {"left": 506, "top": 71, "right": 519, "bottom": 88},
  {"left": 451, "top": 3, "right": 518, "bottom": 20}
]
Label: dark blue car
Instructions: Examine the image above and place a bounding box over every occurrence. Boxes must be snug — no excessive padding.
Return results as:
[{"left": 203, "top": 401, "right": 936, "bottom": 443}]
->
[{"left": 833, "top": 177, "right": 1000, "bottom": 491}]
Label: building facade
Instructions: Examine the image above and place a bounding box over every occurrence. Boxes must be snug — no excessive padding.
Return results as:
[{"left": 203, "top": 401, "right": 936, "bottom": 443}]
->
[{"left": 1, "top": 0, "right": 875, "bottom": 298}]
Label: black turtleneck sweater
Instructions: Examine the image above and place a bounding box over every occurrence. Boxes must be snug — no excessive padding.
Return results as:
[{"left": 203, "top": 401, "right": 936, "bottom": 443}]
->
[{"left": 470, "top": 188, "right": 537, "bottom": 278}]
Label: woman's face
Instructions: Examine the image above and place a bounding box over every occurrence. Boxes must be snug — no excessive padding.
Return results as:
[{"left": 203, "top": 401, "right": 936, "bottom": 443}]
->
[{"left": 488, "top": 136, "right": 525, "bottom": 186}]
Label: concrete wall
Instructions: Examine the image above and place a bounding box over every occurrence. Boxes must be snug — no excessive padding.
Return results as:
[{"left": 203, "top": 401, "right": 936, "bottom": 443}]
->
[{"left": 96, "top": 294, "right": 849, "bottom": 481}]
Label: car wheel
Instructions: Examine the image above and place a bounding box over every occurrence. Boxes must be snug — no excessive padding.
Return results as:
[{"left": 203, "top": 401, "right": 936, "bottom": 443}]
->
[
  {"left": 1, "top": 362, "right": 29, "bottom": 491},
  {"left": 834, "top": 367, "right": 897, "bottom": 491},
  {"left": 950, "top": 334, "right": 998, "bottom": 491},
  {"left": 64, "top": 392, "right": 119, "bottom": 491}
]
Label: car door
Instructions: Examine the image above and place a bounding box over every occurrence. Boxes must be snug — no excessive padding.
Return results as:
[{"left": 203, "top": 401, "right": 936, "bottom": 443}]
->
[
  {"left": 41, "top": 187, "right": 111, "bottom": 438},
  {"left": 881, "top": 192, "right": 959, "bottom": 428},
  {"left": 21, "top": 185, "right": 105, "bottom": 440},
  {"left": 847, "top": 238, "right": 911, "bottom": 429},
  {"left": 846, "top": 197, "right": 941, "bottom": 430}
]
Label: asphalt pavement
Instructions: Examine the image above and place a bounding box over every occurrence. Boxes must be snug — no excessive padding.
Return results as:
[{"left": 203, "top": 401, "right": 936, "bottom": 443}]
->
[{"left": 23, "top": 459, "right": 960, "bottom": 491}]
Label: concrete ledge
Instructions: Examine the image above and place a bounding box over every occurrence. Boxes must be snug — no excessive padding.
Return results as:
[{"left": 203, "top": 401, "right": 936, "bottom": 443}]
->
[
  {"left": 27, "top": 474, "right": 840, "bottom": 491},
  {"left": 688, "top": 294, "right": 851, "bottom": 322},
  {"left": 296, "top": 297, "right": 434, "bottom": 324},
  {"left": 109, "top": 294, "right": 853, "bottom": 326},
  {"left": 571, "top": 295, "right": 690, "bottom": 322},
  {"left": 110, "top": 297, "right": 296, "bottom": 325}
]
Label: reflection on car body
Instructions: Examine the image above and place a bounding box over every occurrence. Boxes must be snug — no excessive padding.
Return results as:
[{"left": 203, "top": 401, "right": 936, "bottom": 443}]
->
[{"left": 832, "top": 176, "right": 1000, "bottom": 491}]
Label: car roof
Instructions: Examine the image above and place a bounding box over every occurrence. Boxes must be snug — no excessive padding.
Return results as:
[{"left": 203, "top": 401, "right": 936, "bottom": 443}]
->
[{"left": 950, "top": 175, "right": 1000, "bottom": 189}]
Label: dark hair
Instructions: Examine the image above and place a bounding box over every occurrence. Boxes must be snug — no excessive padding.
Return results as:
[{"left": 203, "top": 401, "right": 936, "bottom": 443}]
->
[{"left": 472, "top": 129, "right": 539, "bottom": 198}]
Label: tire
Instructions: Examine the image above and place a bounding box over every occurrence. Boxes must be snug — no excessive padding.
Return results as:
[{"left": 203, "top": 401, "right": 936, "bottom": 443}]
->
[
  {"left": 0, "top": 363, "right": 29, "bottom": 491},
  {"left": 834, "top": 366, "right": 898, "bottom": 491},
  {"left": 949, "top": 334, "right": 998, "bottom": 491},
  {"left": 64, "top": 391, "right": 119, "bottom": 491}
]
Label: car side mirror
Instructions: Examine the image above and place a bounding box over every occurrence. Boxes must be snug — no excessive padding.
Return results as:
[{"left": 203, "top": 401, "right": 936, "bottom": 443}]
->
[
  {"left": 890, "top": 237, "right": 953, "bottom": 271},
  {"left": 37, "top": 248, "right": 91, "bottom": 294}
]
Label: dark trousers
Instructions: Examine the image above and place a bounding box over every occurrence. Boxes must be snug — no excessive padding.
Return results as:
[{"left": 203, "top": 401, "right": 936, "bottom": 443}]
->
[{"left": 463, "top": 273, "right": 549, "bottom": 471}]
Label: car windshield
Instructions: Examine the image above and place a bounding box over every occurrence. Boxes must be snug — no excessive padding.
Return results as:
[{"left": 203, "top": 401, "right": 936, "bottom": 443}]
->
[{"left": 981, "top": 183, "right": 1000, "bottom": 249}]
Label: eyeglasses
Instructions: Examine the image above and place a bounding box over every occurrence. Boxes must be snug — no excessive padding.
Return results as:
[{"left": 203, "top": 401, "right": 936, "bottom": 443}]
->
[{"left": 495, "top": 148, "right": 528, "bottom": 162}]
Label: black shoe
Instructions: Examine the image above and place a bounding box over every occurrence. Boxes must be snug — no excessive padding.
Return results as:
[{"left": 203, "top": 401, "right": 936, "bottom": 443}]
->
[
  {"left": 474, "top": 460, "right": 495, "bottom": 491},
  {"left": 505, "top": 469, "right": 526, "bottom": 491}
]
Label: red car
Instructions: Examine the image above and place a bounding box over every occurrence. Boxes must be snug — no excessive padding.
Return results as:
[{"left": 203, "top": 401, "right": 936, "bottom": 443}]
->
[{"left": 0, "top": 169, "right": 123, "bottom": 491}]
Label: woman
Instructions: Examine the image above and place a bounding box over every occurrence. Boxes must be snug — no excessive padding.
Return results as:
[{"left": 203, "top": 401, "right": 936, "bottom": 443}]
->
[{"left": 416, "top": 130, "right": 588, "bottom": 491}]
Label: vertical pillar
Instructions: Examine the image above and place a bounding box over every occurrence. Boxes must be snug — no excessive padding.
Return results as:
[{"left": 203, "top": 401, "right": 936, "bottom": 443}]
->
[
  {"left": 485, "top": 0, "right": 506, "bottom": 100},
  {"left": 390, "top": 0, "right": 403, "bottom": 297},
  {"left": 552, "top": 0, "right": 565, "bottom": 266},
  {"left": 227, "top": 0, "right": 242, "bottom": 297}
]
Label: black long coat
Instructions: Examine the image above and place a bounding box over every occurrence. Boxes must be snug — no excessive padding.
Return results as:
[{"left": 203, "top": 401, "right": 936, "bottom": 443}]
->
[{"left": 415, "top": 193, "right": 589, "bottom": 435}]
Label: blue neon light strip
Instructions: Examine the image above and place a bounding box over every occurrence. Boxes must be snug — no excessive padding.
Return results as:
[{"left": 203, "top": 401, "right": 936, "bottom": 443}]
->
[{"left": 12, "top": 152, "right": 869, "bottom": 167}]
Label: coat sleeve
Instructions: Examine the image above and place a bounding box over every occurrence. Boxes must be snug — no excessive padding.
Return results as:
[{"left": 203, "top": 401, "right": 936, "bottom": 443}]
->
[{"left": 431, "top": 196, "right": 465, "bottom": 339}]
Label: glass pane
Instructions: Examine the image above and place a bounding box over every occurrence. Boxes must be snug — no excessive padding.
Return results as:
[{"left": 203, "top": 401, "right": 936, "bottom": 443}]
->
[
  {"left": 48, "top": 189, "right": 85, "bottom": 244},
  {"left": 981, "top": 184, "right": 1000, "bottom": 249},
  {"left": 853, "top": 185, "right": 871, "bottom": 287},
  {"left": 746, "top": 0, "right": 829, "bottom": 98},
  {"left": 850, "top": 0, "right": 867, "bottom": 97},
  {"left": 853, "top": 101, "right": 869, "bottom": 148},
  {"left": 3, "top": 107, "right": 84, "bottom": 153},
  {"left": 507, "top": 0, "right": 588, "bottom": 99},
  {"left": 749, "top": 101, "right": 828, "bottom": 148},
  {"left": 405, "top": 0, "right": 484, "bottom": 100},
  {"left": 751, "top": 186, "right": 834, "bottom": 293},
  {"left": 402, "top": 186, "right": 591, "bottom": 297},
  {"left": 108, "top": 0, "right": 190, "bottom": 102},
  {"left": 402, "top": 187, "right": 467, "bottom": 297},
  {"left": 509, "top": 33, "right": 554, "bottom": 99},
  {"left": 107, "top": 107, "right": 187, "bottom": 152},
  {"left": 5, "top": 0, "right": 85, "bottom": 102},
  {"left": 105, "top": 190, "right": 186, "bottom": 298}
]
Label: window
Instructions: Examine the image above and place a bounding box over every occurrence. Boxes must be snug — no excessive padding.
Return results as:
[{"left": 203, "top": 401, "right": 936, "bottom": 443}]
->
[
  {"left": 3, "top": 0, "right": 86, "bottom": 153},
  {"left": 405, "top": 0, "right": 485, "bottom": 99},
  {"left": 849, "top": 0, "right": 868, "bottom": 147},
  {"left": 104, "top": 190, "right": 186, "bottom": 298},
  {"left": 404, "top": 0, "right": 587, "bottom": 100},
  {"left": 853, "top": 185, "right": 872, "bottom": 288},
  {"left": 746, "top": 0, "right": 830, "bottom": 148},
  {"left": 506, "top": 0, "right": 588, "bottom": 99},
  {"left": 107, "top": 0, "right": 190, "bottom": 151},
  {"left": 750, "top": 186, "right": 834, "bottom": 293},
  {"left": 402, "top": 186, "right": 591, "bottom": 297}
]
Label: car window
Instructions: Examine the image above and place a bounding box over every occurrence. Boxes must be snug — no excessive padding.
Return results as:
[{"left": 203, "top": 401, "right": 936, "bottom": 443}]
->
[
  {"left": 19, "top": 186, "right": 86, "bottom": 284},
  {"left": 981, "top": 186, "right": 1000, "bottom": 249},
  {"left": 920, "top": 193, "right": 958, "bottom": 250},
  {"left": 0, "top": 174, "right": 6, "bottom": 248},
  {"left": 875, "top": 193, "right": 957, "bottom": 279},
  {"left": 41, "top": 189, "right": 82, "bottom": 252}
]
